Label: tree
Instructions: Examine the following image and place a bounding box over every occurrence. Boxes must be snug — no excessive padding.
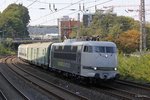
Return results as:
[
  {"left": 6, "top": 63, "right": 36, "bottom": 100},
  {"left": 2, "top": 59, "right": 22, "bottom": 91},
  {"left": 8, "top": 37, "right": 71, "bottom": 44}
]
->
[
  {"left": 146, "top": 23, "right": 150, "bottom": 49},
  {"left": 81, "top": 13, "right": 138, "bottom": 41},
  {"left": 115, "top": 16, "right": 135, "bottom": 31},
  {"left": 0, "top": 3, "right": 30, "bottom": 38},
  {"left": 116, "top": 30, "right": 140, "bottom": 53},
  {"left": 3, "top": 3, "right": 30, "bottom": 26},
  {"left": 80, "top": 12, "right": 143, "bottom": 53}
]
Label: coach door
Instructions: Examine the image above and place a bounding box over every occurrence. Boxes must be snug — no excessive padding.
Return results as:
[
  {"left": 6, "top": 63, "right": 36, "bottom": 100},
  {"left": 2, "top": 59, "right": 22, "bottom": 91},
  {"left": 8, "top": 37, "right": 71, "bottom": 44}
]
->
[
  {"left": 43, "top": 48, "right": 46, "bottom": 65},
  {"left": 27, "top": 48, "right": 29, "bottom": 60},
  {"left": 31, "top": 48, "right": 33, "bottom": 62},
  {"left": 48, "top": 45, "right": 51, "bottom": 67},
  {"left": 36, "top": 48, "right": 39, "bottom": 64}
]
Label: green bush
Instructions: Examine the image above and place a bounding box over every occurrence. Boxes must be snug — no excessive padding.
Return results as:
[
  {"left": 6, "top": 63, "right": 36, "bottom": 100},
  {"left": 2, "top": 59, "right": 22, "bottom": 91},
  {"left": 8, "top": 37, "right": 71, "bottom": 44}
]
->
[
  {"left": 0, "top": 43, "right": 15, "bottom": 55},
  {"left": 118, "top": 54, "right": 150, "bottom": 83}
]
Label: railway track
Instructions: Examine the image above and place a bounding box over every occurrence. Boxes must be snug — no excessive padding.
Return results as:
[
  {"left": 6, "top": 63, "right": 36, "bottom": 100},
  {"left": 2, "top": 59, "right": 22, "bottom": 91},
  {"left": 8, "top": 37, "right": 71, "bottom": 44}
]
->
[
  {"left": 0, "top": 90, "right": 7, "bottom": 100},
  {"left": 113, "top": 79, "right": 150, "bottom": 99},
  {"left": 115, "top": 79, "right": 150, "bottom": 91},
  {"left": 15, "top": 56, "right": 150, "bottom": 100},
  {"left": 92, "top": 87, "right": 132, "bottom": 100},
  {"left": 6, "top": 56, "right": 88, "bottom": 100},
  {"left": 95, "top": 83, "right": 150, "bottom": 100},
  {"left": 0, "top": 68, "right": 29, "bottom": 100},
  {"left": 0, "top": 56, "right": 57, "bottom": 100},
  {"left": 92, "top": 78, "right": 150, "bottom": 100},
  {"left": 2, "top": 56, "right": 150, "bottom": 100},
  {"left": 15, "top": 57, "right": 117, "bottom": 100}
]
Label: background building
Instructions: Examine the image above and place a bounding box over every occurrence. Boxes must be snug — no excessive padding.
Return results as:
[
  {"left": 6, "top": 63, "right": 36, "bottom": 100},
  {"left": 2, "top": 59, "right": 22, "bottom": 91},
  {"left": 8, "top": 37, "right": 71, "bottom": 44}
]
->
[
  {"left": 83, "top": 9, "right": 116, "bottom": 27},
  {"left": 59, "top": 16, "right": 80, "bottom": 39},
  {"left": 28, "top": 25, "right": 59, "bottom": 40},
  {"left": 83, "top": 13, "right": 95, "bottom": 27}
]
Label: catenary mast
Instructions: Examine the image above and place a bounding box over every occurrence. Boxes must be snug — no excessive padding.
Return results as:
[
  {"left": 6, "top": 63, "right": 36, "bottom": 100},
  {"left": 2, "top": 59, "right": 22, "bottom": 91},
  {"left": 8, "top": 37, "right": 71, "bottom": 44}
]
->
[{"left": 140, "top": 0, "right": 146, "bottom": 52}]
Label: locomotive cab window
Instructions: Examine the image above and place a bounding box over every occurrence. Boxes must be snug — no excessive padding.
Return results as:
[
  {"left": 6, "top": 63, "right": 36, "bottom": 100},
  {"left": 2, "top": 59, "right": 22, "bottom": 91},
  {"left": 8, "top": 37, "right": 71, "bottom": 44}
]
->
[
  {"left": 94, "top": 46, "right": 116, "bottom": 53},
  {"left": 83, "top": 46, "right": 92, "bottom": 53},
  {"left": 95, "top": 46, "right": 105, "bottom": 53},
  {"left": 106, "top": 47, "right": 116, "bottom": 53}
]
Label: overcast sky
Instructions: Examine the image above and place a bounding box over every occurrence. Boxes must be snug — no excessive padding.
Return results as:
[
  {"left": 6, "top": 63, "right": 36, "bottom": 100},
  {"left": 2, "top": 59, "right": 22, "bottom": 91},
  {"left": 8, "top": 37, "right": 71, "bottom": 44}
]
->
[{"left": 0, "top": 0, "right": 150, "bottom": 26}]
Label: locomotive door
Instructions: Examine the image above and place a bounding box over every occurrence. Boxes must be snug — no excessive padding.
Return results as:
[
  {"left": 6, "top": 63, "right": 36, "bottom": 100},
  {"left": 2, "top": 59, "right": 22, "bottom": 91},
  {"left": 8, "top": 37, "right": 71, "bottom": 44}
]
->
[{"left": 76, "top": 45, "right": 82, "bottom": 74}]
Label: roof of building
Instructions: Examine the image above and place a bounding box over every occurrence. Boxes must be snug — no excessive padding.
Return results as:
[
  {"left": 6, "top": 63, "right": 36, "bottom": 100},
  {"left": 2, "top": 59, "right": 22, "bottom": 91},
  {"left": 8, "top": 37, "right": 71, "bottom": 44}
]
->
[{"left": 28, "top": 25, "right": 58, "bottom": 35}]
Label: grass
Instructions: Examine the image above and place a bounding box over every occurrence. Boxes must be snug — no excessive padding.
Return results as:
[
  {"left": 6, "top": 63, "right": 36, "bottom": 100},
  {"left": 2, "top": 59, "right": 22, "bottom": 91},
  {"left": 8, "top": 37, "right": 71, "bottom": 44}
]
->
[{"left": 118, "top": 53, "right": 150, "bottom": 84}]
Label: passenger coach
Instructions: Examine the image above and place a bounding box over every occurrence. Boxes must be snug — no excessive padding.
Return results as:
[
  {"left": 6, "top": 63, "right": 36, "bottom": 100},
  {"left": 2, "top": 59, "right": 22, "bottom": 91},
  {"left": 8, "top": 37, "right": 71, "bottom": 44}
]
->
[{"left": 18, "top": 42, "right": 53, "bottom": 69}]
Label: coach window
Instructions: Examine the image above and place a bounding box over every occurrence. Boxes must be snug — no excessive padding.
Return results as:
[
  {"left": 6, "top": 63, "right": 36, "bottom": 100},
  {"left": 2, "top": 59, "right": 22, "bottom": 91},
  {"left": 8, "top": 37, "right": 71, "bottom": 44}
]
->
[
  {"left": 54, "top": 46, "right": 57, "bottom": 50},
  {"left": 53, "top": 46, "right": 56, "bottom": 51},
  {"left": 37, "top": 48, "right": 39, "bottom": 57},
  {"left": 43, "top": 49, "right": 45, "bottom": 55}
]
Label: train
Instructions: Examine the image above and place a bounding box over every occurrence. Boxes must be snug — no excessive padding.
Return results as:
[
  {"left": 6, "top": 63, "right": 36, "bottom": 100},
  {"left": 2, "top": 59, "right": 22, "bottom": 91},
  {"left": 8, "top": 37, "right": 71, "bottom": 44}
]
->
[{"left": 18, "top": 39, "right": 119, "bottom": 81}]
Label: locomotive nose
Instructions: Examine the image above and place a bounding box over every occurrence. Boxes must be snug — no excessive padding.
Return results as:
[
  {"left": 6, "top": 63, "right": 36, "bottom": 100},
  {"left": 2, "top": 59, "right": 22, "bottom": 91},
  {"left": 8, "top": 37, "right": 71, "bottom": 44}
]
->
[{"left": 95, "top": 73, "right": 108, "bottom": 79}]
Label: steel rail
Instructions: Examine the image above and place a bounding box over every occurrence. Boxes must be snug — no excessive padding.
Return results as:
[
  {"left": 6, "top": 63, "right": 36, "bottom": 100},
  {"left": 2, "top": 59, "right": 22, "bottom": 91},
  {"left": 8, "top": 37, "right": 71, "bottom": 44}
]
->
[{"left": 9, "top": 56, "right": 88, "bottom": 100}]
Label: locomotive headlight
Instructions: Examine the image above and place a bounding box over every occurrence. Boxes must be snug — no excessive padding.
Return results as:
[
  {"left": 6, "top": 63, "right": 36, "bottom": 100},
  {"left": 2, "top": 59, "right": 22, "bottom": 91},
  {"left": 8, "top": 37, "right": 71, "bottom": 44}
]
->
[
  {"left": 114, "top": 68, "right": 117, "bottom": 71},
  {"left": 105, "top": 54, "right": 108, "bottom": 58},
  {"left": 94, "top": 67, "right": 97, "bottom": 70}
]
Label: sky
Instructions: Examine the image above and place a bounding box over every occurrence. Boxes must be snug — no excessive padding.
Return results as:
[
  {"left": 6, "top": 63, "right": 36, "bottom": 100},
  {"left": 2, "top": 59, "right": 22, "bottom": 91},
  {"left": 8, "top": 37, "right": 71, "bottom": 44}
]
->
[{"left": 0, "top": 0, "right": 150, "bottom": 26}]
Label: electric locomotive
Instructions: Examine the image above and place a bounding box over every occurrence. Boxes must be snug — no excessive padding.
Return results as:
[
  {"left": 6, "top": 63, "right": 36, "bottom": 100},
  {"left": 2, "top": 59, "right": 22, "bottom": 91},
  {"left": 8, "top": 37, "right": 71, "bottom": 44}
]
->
[{"left": 50, "top": 39, "right": 119, "bottom": 80}]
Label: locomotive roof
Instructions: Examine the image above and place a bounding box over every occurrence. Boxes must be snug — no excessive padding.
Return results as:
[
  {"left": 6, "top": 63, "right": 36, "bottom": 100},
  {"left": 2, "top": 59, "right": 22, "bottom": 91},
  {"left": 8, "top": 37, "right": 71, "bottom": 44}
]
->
[{"left": 52, "top": 39, "right": 116, "bottom": 47}]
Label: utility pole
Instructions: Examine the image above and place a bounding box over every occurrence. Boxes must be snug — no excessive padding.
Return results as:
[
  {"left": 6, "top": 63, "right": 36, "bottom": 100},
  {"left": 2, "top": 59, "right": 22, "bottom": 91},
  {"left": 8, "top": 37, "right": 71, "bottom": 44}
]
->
[
  {"left": 127, "top": 0, "right": 146, "bottom": 52},
  {"left": 57, "top": 18, "right": 61, "bottom": 42},
  {"left": 76, "top": 13, "right": 80, "bottom": 39},
  {"left": 140, "top": 0, "right": 146, "bottom": 52}
]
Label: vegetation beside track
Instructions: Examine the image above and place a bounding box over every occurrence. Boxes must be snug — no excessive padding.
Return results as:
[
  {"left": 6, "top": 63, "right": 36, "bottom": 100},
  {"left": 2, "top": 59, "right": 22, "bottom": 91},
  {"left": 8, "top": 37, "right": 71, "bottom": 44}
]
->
[
  {"left": 118, "top": 53, "right": 150, "bottom": 84},
  {"left": 0, "top": 43, "right": 15, "bottom": 55}
]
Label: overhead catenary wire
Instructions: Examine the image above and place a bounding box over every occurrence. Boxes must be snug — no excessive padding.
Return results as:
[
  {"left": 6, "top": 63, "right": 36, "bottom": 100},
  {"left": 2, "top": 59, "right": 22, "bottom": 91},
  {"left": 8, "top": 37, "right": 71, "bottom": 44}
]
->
[
  {"left": 27, "top": 0, "right": 38, "bottom": 8},
  {"left": 30, "top": 0, "right": 113, "bottom": 25},
  {"left": 32, "top": 0, "right": 108, "bottom": 21},
  {"left": 26, "top": 0, "right": 102, "bottom": 5},
  {"left": 86, "top": 0, "right": 113, "bottom": 10},
  {"left": 29, "top": 0, "right": 150, "bottom": 25},
  {"left": 30, "top": 0, "right": 84, "bottom": 23},
  {"left": 32, "top": 0, "right": 114, "bottom": 25},
  {"left": 37, "top": 0, "right": 114, "bottom": 25},
  {"left": 39, "top": 10, "right": 80, "bottom": 25}
]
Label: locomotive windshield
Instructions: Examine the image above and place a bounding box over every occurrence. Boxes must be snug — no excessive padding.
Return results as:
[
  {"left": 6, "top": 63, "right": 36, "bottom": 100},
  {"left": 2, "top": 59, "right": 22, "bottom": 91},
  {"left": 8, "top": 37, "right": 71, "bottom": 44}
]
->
[{"left": 94, "top": 46, "right": 116, "bottom": 53}]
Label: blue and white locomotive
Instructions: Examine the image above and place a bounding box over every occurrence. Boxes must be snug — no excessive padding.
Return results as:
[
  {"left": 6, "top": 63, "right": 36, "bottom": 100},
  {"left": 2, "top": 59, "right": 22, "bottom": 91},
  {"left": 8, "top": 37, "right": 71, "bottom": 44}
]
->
[{"left": 18, "top": 39, "right": 119, "bottom": 80}]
